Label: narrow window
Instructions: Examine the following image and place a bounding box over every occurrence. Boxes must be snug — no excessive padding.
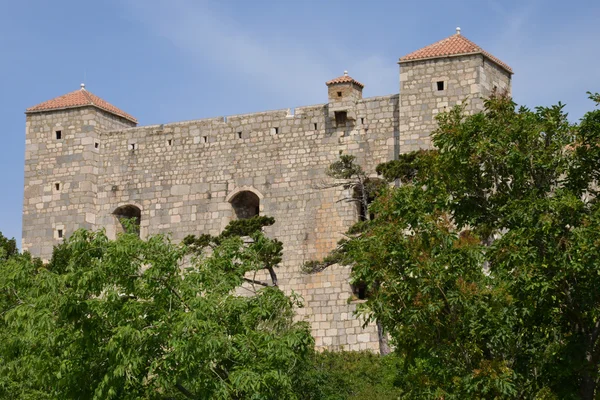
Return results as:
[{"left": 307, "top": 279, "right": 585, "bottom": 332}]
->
[
  {"left": 270, "top": 127, "right": 279, "bottom": 135},
  {"left": 361, "top": 117, "right": 365, "bottom": 124},
  {"left": 55, "top": 130, "right": 62, "bottom": 140},
  {"left": 437, "top": 81, "right": 445, "bottom": 91},
  {"left": 337, "top": 91, "right": 342, "bottom": 97},
  {"left": 334, "top": 111, "right": 347, "bottom": 126},
  {"left": 237, "top": 131, "right": 242, "bottom": 139},
  {"left": 167, "top": 139, "right": 172, "bottom": 146},
  {"left": 94, "top": 142, "right": 99, "bottom": 149},
  {"left": 57, "top": 229, "right": 63, "bottom": 239},
  {"left": 203, "top": 136, "right": 208, "bottom": 143},
  {"left": 313, "top": 123, "right": 318, "bottom": 130},
  {"left": 55, "top": 183, "right": 60, "bottom": 191},
  {"left": 129, "top": 143, "right": 136, "bottom": 151}
]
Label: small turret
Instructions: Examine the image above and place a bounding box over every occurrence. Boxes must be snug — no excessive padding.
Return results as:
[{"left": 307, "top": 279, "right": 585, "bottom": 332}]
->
[{"left": 325, "top": 71, "right": 364, "bottom": 127}]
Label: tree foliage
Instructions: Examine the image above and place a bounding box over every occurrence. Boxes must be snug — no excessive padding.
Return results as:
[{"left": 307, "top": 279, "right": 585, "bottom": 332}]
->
[
  {"left": 0, "top": 231, "right": 18, "bottom": 261},
  {"left": 342, "top": 93, "right": 600, "bottom": 398},
  {"left": 0, "top": 218, "right": 315, "bottom": 399}
]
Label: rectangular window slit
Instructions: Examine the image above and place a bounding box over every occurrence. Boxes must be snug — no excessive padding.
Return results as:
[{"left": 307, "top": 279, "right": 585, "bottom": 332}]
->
[
  {"left": 129, "top": 143, "right": 136, "bottom": 150},
  {"left": 55, "top": 130, "right": 62, "bottom": 140},
  {"left": 55, "top": 183, "right": 60, "bottom": 191},
  {"left": 203, "top": 136, "right": 208, "bottom": 143},
  {"left": 271, "top": 127, "right": 279, "bottom": 135},
  {"left": 335, "top": 111, "right": 347, "bottom": 126},
  {"left": 237, "top": 131, "right": 242, "bottom": 139},
  {"left": 167, "top": 139, "right": 172, "bottom": 146},
  {"left": 437, "top": 81, "right": 445, "bottom": 91},
  {"left": 57, "top": 229, "right": 63, "bottom": 239},
  {"left": 94, "top": 142, "right": 99, "bottom": 149},
  {"left": 337, "top": 91, "right": 342, "bottom": 97},
  {"left": 361, "top": 117, "right": 365, "bottom": 124},
  {"left": 313, "top": 123, "right": 318, "bottom": 130}
]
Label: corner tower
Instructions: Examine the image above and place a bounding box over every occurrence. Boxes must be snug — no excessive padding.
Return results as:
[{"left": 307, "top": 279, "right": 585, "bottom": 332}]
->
[
  {"left": 398, "top": 27, "right": 512, "bottom": 152},
  {"left": 23, "top": 84, "right": 136, "bottom": 260}
]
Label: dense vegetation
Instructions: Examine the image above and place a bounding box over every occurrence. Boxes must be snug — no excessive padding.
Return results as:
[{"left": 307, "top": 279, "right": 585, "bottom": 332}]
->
[
  {"left": 334, "top": 92, "right": 600, "bottom": 399},
  {"left": 2, "top": 92, "right": 600, "bottom": 399}
]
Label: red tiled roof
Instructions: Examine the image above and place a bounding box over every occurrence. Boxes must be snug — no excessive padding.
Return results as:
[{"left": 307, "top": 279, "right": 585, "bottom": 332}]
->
[
  {"left": 26, "top": 86, "right": 137, "bottom": 123},
  {"left": 399, "top": 32, "right": 513, "bottom": 74},
  {"left": 326, "top": 72, "right": 364, "bottom": 88}
]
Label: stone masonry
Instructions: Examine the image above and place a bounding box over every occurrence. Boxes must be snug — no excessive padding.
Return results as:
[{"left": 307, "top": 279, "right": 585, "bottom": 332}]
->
[{"left": 22, "top": 30, "right": 512, "bottom": 351}]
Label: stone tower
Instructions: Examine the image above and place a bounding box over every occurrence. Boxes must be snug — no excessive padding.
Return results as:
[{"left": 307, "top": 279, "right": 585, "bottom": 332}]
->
[
  {"left": 23, "top": 85, "right": 137, "bottom": 257},
  {"left": 398, "top": 27, "right": 513, "bottom": 152}
]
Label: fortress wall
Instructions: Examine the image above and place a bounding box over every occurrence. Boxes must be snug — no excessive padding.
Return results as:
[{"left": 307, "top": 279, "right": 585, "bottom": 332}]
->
[{"left": 94, "top": 94, "right": 398, "bottom": 350}]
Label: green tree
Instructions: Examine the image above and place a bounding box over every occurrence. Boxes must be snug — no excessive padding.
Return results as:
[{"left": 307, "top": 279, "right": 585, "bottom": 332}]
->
[
  {"left": 0, "top": 217, "right": 316, "bottom": 399},
  {"left": 342, "top": 93, "right": 600, "bottom": 398},
  {"left": 0, "top": 231, "right": 17, "bottom": 260},
  {"left": 307, "top": 154, "right": 390, "bottom": 354}
]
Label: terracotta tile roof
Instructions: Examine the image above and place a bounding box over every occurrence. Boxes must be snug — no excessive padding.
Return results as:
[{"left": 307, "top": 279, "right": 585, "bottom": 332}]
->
[
  {"left": 399, "top": 31, "right": 513, "bottom": 74},
  {"left": 26, "top": 85, "right": 137, "bottom": 123},
  {"left": 326, "top": 71, "right": 364, "bottom": 88}
]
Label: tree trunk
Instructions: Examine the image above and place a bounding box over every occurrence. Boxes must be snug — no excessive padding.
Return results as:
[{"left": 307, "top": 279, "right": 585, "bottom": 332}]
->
[
  {"left": 580, "top": 376, "right": 595, "bottom": 400},
  {"left": 377, "top": 320, "right": 391, "bottom": 355}
]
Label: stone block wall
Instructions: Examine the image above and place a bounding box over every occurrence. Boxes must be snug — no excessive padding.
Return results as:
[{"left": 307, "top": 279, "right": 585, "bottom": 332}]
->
[
  {"left": 399, "top": 55, "right": 486, "bottom": 152},
  {"left": 23, "top": 94, "right": 398, "bottom": 350}
]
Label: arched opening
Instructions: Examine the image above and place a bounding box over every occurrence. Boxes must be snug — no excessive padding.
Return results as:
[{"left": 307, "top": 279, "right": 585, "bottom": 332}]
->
[
  {"left": 230, "top": 191, "right": 260, "bottom": 220},
  {"left": 113, "top": 205, "right": 141, "bottom": 236},
  {"left": 353, "top": 178, "right": 385, "bottom": 221}
]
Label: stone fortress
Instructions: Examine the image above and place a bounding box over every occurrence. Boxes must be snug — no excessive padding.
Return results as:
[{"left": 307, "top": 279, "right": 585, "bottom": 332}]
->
[{"left": 22, "top": 29, "right": 512, "bottom": 351}]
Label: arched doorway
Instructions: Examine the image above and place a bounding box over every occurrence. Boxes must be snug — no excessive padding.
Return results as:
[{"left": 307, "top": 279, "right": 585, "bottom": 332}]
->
[
  {"left": 229, "top": 191, "right": 260, "bottom": 220},
  {"left": 113, "top": 205, "right": 141, "bottom": 236}
]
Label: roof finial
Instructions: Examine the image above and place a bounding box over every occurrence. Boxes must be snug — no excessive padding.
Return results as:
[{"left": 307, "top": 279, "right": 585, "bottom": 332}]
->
[
  {"left": 80, "top": 83, "right": 86, "bottom": 90},
  {"left": 344, "top": 70, "right": 348, "bottom": 76},
  {"left": 456, "top": 27, "right": 461, "bottom": 35}
]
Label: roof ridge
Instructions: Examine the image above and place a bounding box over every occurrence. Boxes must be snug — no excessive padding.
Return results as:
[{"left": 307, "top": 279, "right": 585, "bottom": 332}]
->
[{"left": 81, "top": 88, "right": 93, "bottom": 105}]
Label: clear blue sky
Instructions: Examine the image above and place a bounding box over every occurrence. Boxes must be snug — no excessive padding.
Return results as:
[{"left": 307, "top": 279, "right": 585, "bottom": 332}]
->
[{"left": 1, "top": 0, "right": 599, "bottom": 245}]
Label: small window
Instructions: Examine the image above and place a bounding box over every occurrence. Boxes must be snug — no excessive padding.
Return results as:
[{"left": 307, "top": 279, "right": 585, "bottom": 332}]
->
[
  {"left": 167, "top": 139, "right": 172, "bottom": 146},
  {"left": 335, "top": 111, "right": 347, "bottom": 126},
  {"left": 437, "top": 81, "right": 445, "bottom": 91},
  {"left": 351, "top": 282, "right": 368, "bottom": 300},
  {"left": 337, "top": 91, "right": 342, "bottom": 97},
  {"left": 55, "top": 130, "right": 62, "bottom": 140},
  {"left": 202, "top": 136, "right": 208, "bottom": 143},
  {"left": 55, "top": 183, "right": 60, "bottom": 191},
  {"left": 313, "top": 123, "right": 318, "bottom": 130},
  {"left": 129, "top": 143, "right": 136, "bottom": 151},
  {"left": 94, "top": 142, "right": 99, "bottom": 149},
  {"left": 270, "top": 127, "right": 279, "bottom": 135},
  {"left": 57, "top": 229, "right": 63, "bottom": 239},
  {"left": 360, "top": 117, "right": 365, "bottom": 124},
  {"left": 237, "top": 131, "right": 242, "bottom": 139}
]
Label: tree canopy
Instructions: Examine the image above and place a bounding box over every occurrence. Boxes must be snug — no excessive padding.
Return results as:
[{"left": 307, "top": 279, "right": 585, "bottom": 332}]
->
[
  {"left": 341, "top": 93, "right": 600, "bottom": 399},
  {"left": 0, "top": 219, "right": 315, "bottom": 399}
]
